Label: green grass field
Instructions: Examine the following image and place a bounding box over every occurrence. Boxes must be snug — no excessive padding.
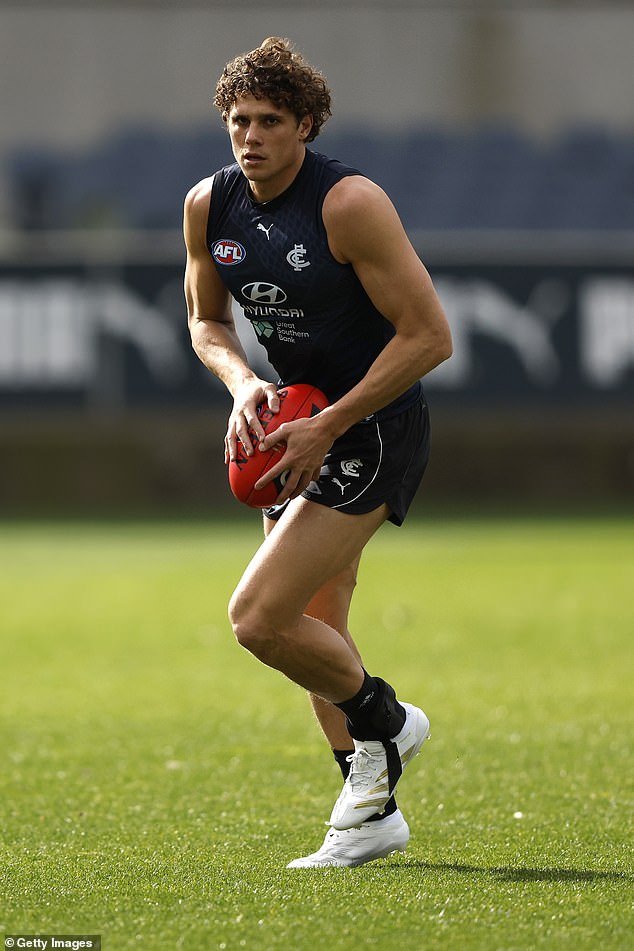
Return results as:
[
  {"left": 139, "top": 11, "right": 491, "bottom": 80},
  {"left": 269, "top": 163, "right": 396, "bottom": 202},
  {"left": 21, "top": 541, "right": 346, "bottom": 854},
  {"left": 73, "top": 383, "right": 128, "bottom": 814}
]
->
[{"left": 1, "top": 516, "right": 632, "bottom": 950}]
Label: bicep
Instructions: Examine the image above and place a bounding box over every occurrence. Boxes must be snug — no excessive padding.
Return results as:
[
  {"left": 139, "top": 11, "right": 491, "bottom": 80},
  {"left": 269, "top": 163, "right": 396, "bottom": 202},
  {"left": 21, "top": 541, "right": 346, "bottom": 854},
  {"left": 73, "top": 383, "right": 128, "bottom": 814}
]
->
[
  {"left": 353, "top": 239, "right": 441, "bottom": 334},
  {"left": 183, "top": 183, "right": 234, "bottom": 326},
  {"left": 326, "top": 180, "right": 445, "bottom": 334},
  {"left": 185, "top": 250, "right": 233, "bottom": 327}
]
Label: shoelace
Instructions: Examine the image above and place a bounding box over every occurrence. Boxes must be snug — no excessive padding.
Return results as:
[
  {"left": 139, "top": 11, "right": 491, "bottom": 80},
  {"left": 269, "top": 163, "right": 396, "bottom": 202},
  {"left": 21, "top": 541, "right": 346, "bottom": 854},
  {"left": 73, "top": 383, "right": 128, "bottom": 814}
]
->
[{"left": 345, "top": 747, "right": 384, "bottom": 790}]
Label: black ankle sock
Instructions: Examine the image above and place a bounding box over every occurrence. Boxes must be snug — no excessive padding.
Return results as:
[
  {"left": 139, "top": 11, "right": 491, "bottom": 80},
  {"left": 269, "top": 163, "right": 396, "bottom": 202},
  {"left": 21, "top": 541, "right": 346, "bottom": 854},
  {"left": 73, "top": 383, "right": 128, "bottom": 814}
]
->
[
  {"left": 332, "top": 747, "right": 398, "bottom": 820},
  {"left": 333, "top": 747, "right": 353, "bottom": 780},
  {"left": 335, "top": 671, "right": 406, "bottom": 741}
]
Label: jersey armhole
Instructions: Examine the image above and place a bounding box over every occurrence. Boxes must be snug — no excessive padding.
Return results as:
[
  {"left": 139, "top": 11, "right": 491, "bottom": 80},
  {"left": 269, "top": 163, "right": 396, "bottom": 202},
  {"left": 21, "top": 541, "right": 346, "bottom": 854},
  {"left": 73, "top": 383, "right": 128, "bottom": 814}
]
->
[
  {"left": 205, "top": 172, "right": 218, "bottom": 251},
  {"left": 320, "top": 168, "right": 367, "bottom": 265}
]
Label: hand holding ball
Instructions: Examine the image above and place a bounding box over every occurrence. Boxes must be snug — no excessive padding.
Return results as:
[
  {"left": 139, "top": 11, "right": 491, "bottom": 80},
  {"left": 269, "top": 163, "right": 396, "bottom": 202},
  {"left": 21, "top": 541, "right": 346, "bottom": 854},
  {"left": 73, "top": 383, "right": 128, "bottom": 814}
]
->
[{"left": 228, "top": 383, "right": 329, "bottom": 508}]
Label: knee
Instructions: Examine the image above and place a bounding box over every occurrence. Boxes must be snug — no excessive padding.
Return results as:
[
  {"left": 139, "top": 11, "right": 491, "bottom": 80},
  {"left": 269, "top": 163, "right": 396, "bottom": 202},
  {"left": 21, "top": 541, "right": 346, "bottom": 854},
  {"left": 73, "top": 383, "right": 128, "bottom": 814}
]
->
[{"left": 228, "top": 585, "right": 276, "bottom": 661}]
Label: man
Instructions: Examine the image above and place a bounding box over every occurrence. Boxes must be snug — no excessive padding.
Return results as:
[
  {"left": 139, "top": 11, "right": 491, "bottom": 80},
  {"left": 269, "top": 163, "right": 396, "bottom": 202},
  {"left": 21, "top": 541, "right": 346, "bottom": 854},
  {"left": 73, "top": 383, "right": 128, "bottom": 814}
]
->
[{"left": 184, "top": 37, "right": 452, "bottom": 867}]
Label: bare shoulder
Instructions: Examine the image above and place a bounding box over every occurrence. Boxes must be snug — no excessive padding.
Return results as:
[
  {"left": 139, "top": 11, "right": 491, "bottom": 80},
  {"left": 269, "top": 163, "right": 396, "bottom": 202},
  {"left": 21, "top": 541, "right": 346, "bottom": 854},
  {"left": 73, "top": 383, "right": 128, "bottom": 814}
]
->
[
  {"left": 184, "top": 175, "right": 214, "bottom": 220},
  {"left": 184, "top": 176, "right": 214, "bottom": 249},
  {"left": 324, "top": 174, "right": 392, "bottom": 220},
  {"left": 323, "top": 175, "right": 410, "bottom": 264}
]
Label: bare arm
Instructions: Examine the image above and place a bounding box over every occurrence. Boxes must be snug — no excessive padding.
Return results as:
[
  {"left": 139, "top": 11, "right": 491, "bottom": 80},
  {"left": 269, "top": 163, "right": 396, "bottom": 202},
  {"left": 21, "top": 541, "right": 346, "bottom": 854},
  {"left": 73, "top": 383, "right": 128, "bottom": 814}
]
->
[
  {"left": 258, "top": 176, "right": 452, "bottom": 500},
  {"left": 317, "top": 175, "right": 452, "bottom": 436},
  {"left": 184, "top": 178, "right": 279, "bottom": 460}
]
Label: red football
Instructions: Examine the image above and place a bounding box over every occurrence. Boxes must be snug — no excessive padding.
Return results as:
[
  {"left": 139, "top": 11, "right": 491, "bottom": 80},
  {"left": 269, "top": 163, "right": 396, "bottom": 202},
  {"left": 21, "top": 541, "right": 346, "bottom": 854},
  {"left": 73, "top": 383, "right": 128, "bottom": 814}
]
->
[{"left": 228, "top": 384, "right": 329, "bottom": 508}]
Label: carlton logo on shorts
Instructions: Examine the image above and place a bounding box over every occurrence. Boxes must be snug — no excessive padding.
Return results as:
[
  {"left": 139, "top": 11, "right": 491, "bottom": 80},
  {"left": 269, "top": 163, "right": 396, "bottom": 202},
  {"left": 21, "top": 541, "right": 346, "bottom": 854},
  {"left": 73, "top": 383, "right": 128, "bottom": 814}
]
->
[
  {"left": 341, "top": 459, "right": 363, "bottom": 478},
  {"left": 212, "top": 239, "right": 246, "bottom": 266},
  {"left": 242, "top": 282, "right": 288, "bottom": 304}
]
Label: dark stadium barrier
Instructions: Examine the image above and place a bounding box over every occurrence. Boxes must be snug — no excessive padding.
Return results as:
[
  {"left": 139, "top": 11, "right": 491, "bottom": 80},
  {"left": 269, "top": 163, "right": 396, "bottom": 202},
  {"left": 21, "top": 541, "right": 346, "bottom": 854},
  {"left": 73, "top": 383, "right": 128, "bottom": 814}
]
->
[{"left": 0, "top": 234, "right": 632, "bottom": 511}]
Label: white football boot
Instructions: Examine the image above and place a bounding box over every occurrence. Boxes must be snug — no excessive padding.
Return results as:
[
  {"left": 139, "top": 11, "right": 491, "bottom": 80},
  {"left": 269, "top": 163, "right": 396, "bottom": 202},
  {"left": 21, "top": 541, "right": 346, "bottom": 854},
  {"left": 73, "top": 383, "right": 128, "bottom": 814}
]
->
[
  {"left": 329, "top": 702, "right": 430, "bottom": 831},
  {"left": 286, "top": 809, "right": 410, "bottom": 868}
]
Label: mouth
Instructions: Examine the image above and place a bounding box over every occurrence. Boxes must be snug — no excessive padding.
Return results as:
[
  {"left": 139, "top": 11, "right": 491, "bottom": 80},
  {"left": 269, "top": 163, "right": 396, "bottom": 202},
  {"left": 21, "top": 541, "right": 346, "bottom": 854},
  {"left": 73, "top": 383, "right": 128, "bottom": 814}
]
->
[{"left": 243, "top": 151, "right": 266, "bottom": 165}]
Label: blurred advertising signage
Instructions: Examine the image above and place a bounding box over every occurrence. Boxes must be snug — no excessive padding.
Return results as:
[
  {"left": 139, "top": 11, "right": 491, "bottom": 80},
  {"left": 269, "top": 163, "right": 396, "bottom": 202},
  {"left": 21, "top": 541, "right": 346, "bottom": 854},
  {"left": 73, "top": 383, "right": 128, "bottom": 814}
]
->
[
  {"left": 430, "top": 270, "right": 634, "bottom": 397},
  {"left": 0, "top": 262, "right": 632, "bottom": 407}
]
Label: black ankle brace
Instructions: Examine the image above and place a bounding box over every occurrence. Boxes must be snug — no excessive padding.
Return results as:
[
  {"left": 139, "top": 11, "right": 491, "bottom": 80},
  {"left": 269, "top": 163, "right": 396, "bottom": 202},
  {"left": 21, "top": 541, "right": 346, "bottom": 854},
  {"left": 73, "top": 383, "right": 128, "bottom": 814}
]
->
[{"left": 335, "top": 673, "right": 406, "bottom": 741}]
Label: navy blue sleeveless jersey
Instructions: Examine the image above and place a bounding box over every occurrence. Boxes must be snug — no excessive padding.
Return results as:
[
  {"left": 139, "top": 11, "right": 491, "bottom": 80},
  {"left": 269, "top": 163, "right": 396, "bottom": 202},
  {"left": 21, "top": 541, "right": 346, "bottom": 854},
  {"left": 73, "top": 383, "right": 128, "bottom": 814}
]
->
[{"left": 206, "top": 148, "right": 422, "bottom": 416}]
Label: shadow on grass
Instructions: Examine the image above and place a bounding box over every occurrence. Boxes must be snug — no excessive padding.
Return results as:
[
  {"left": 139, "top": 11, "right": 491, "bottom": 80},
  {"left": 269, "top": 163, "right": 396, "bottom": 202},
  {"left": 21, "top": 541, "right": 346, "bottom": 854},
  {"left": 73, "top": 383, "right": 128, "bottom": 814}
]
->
[{"left": 388, "top": 862, "right": 632, "bottom": 884}]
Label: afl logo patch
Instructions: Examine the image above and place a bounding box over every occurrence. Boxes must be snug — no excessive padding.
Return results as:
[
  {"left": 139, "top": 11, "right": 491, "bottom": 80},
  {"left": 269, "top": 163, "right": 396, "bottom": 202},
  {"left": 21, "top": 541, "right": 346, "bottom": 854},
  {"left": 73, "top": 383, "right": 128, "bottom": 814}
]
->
[
  {"left": 242, "top": 282, "right": 287, "bottom": 304},
  {"left": 212, "top": 239, "right": 246, "bottom": 266}
]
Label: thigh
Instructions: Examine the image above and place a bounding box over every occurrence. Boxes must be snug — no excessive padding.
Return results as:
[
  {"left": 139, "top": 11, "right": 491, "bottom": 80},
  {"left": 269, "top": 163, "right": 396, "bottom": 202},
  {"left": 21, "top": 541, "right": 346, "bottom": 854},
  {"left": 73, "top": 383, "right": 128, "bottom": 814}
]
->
[
  {"left": 264, "top": 511, "right": 361, "bottom": 622},
  {"left": 239, "top": 497, "right": 389, "bottom": 625}
]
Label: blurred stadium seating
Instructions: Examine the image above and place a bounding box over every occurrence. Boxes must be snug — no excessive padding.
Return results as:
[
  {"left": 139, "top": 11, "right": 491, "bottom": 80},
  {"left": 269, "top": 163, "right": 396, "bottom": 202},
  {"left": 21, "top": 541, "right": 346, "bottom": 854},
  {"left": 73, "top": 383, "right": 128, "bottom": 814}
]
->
[{"left": 6, "top": 123, "right": 634, "bottom": 232}]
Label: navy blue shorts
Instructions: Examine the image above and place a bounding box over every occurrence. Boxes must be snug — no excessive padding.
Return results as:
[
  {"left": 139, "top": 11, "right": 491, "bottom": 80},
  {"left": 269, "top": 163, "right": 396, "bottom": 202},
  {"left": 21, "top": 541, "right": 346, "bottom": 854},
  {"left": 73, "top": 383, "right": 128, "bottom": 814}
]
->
[{"left": 264, "top": 394, "right": 431, "bottom": 527}]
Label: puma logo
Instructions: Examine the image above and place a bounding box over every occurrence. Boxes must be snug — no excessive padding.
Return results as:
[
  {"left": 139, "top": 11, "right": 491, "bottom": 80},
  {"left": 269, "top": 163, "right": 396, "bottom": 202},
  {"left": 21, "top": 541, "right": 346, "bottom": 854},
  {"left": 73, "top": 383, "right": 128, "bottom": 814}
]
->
[
  {"left": 332, "top": 478, "right": 350, "bottom": 495},
  {"left": 257, "top": 223, "right": 274, "bottom": 239}
]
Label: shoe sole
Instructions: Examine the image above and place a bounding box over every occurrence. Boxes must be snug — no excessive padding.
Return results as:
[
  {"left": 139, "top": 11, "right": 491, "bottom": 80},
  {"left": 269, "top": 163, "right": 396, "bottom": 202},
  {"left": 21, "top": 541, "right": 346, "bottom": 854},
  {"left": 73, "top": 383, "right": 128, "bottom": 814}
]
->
[
  {"left": 287, "top": 843, "right": 409, "bottom": 869},
  {"left": 287, "top": 814, "right": 411, "bottom": 868}
]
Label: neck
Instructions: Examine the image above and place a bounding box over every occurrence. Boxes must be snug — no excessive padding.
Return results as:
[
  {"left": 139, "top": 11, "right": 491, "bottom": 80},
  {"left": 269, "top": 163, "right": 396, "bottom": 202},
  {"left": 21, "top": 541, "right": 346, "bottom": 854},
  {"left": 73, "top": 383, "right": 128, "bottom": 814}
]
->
[{"left": 247, "top": 149, "right": 306, "bottom": 204}]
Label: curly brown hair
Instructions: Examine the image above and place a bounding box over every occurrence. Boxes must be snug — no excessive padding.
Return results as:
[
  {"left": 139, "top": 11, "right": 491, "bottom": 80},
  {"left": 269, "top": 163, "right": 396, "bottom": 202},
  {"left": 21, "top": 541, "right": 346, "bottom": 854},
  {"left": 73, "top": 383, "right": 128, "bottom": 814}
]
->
[{"left": 214, "top": 37, "right": 332, "bottom": 142}]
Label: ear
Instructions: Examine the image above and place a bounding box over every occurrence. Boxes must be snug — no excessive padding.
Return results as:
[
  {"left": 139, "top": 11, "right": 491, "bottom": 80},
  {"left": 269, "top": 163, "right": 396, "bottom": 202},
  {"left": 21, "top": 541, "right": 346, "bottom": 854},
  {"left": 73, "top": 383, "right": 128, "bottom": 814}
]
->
[{"left": 299, "top": 114, "right": 313, "bottom": 141}]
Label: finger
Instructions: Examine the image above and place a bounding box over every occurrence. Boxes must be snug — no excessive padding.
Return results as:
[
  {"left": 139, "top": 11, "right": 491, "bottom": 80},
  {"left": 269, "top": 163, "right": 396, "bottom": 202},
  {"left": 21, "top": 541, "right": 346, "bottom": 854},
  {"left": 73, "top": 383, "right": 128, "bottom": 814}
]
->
[
  {"left": 239, "top": 434, "right": 255, "bottom": 457},
  {"left": 273, "top": 470, "right": 303, "bottom": 505},
  {"left": 267, "top": 386, "right": 281, "bottom": 414},
  {"left": 259, "top": 423, "right": 287, "bottom": 453},
  {"left": 282, "top": 465, "right": 318, "bottom": 503},
  {"left": 236, "top": 418, "right": 256, "bottom": 457},
  {"left": 254, "top": 451, "right": 291, "bottom": 491},
  {"left": 275, "top": 480, "right": 299, "bottom": 505},
  {"left": 225, "top": 427, "right": 238, "bottom": 464},
  {"left": 246, "top": 411, "right": 266, "bottom": 445}
]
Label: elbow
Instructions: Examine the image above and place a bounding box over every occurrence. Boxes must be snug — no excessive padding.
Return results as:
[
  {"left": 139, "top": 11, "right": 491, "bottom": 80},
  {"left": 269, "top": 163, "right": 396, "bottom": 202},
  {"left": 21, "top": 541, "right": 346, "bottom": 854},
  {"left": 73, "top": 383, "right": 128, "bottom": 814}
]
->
[
  {"left": 405, "top": 325, "right": 453, "bottom": 380},
  {"left": 429, "top": 324, "right": 453, "bottom": 370},
  {"left": 188, "top": 315, "right": 209, "bottom": 362},
  {"left": 439, "top": 329, "right": 453, "bottom": 364},
  {"left": 187, "top": 314, "right": 200, "bottom": 349}
]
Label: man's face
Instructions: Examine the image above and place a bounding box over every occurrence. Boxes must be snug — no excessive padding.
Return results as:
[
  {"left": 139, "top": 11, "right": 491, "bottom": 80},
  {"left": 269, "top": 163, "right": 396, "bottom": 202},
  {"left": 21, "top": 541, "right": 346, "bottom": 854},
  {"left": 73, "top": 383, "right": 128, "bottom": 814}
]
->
[{"left": 227, "top": 95, "right": 312, "bottom": 200}]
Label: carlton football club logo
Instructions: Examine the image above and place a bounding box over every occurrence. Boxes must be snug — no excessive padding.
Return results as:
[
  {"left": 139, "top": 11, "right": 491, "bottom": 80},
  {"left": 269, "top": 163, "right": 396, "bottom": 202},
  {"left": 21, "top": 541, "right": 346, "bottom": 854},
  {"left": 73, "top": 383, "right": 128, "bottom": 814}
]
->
[
  {"left": 286, "top": 244, "right": 311, "bottom": 271},
  {"left": 341, "top": 459, "right": 363, "bottom": 478},
  {"left": 212, "top": 239, "right": 246, "bottom": 266}
]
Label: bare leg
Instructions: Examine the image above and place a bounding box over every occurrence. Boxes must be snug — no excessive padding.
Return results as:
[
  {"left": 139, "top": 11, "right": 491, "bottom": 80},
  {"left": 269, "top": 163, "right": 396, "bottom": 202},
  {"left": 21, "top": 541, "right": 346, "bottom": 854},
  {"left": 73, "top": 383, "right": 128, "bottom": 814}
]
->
[
  {"left": 229, "top": 497, "right": 389, "bottom": 703},
  {"left": 266, "top": 508, "right": 363, "bottom": 750},
  {"left": 258, "top": 500, "right": 401, "bottom": 840},
  {"left": 304, "top": 565, "right": 364, "bottom": 749}
]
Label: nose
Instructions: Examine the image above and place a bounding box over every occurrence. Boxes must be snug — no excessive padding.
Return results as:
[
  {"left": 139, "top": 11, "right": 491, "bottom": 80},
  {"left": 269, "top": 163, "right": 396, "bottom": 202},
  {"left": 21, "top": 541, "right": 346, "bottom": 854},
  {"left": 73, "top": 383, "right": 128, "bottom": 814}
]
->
[{"left": 244, "top": 123, "right": 261, "bottom": 145}]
